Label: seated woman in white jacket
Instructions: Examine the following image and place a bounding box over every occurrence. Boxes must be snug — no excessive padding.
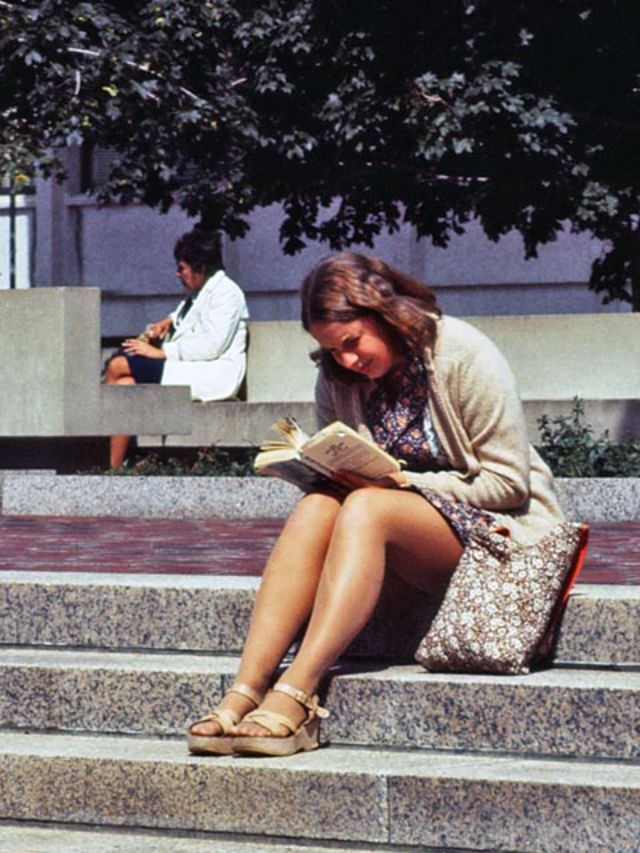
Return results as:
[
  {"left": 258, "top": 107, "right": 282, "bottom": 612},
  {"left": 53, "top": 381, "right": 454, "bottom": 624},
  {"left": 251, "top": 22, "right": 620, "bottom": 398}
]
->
[{"left": 104, "top": 227, "right": 249, "bottom": 469}]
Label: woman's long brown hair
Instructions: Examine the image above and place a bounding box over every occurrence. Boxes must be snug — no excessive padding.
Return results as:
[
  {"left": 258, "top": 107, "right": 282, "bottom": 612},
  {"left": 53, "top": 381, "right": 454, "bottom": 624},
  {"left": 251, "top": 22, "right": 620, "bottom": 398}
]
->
[{"left": 301, "top": 252, "right": 441, "bottom": 383}]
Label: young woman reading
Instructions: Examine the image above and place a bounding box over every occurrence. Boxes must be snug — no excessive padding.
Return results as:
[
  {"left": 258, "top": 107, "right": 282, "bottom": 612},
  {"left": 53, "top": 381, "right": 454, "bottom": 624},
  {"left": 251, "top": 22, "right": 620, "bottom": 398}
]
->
[{"left": 187, "top": 251, "right": 567, "bottom": 757}]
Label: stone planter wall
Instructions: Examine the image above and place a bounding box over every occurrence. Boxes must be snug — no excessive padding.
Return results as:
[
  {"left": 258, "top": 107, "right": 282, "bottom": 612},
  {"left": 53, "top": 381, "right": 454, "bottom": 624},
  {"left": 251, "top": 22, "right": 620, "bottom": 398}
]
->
[{"left": 1, "top": 474, "right": 639, "bottom": 521}]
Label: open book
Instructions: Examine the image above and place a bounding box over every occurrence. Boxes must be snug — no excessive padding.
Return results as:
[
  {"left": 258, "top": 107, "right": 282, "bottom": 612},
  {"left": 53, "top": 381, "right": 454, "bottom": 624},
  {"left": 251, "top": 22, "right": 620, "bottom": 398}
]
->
[{"left": 254, "top": 417, "right": 402, "bottom": 496}]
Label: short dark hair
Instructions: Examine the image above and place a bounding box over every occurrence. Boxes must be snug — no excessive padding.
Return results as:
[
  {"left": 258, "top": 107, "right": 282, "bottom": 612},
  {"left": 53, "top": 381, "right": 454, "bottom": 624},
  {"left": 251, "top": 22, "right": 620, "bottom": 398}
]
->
[{"left": 173, "top": 227, "right": 223, "bottom": 275}]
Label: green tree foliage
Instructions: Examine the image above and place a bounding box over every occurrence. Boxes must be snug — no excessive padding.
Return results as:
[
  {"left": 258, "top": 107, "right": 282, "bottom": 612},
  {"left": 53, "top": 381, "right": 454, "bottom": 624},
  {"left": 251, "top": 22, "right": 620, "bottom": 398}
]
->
[{"left": 2, "top": 1, "right": 640, "bottom": 303}]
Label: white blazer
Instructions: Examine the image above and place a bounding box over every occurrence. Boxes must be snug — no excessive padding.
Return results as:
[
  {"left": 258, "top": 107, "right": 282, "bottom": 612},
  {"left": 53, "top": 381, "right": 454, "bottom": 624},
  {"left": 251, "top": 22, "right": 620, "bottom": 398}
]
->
[{"left": 161, "top": 270, "right": 249, "bottom": 401}]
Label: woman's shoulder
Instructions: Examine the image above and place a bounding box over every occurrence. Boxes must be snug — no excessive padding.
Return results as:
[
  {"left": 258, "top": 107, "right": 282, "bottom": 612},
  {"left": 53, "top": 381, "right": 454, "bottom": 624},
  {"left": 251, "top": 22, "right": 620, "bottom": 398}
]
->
[
  {"left": 434, "top": 314, "right": 507, "bottom": 364},
  {"left": 200, "top": 270, "right": 247, "bottom": 305}
]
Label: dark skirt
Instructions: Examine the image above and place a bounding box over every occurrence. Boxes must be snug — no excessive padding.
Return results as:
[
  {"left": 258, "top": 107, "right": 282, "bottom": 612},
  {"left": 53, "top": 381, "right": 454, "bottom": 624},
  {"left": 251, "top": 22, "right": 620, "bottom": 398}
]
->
[{"left": 125, "top": 354, "right": 165, "bottom": 384}]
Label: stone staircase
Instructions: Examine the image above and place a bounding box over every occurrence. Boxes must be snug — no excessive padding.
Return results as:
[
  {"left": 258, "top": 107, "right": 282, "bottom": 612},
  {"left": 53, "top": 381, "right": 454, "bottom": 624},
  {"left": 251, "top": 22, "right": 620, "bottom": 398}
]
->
[{"left": 1, "top": 571, "right": 639, "bottom": 852}]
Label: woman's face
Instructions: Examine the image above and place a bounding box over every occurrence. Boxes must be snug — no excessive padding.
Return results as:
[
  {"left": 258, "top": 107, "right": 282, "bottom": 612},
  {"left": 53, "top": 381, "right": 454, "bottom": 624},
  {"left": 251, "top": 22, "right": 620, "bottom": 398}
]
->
[
  {"left": 176, "top": 260, "right": 206, "bottom": 292},
  {"left": 310, "top": 315, "right": 404, "bottom": 380}
]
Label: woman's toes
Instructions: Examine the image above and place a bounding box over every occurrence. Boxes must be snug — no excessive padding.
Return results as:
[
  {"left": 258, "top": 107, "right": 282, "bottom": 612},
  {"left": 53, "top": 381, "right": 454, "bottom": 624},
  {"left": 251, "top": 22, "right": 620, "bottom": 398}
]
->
[
  {"left": 234, "top": 722, "right": 268, "bottom": 737},
  {"left": 191, "top": 720, "right": 222, "bottom": 737}
]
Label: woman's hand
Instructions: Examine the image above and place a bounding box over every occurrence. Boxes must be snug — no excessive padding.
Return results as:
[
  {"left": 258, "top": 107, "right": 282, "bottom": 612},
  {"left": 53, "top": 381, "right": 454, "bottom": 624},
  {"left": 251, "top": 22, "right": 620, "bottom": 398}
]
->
[
  {"left": 121, "top": 338, "right": 166, "bottom": 359},
  {"left": 146, "top": 317, "right": 172, "bottom": 341}
]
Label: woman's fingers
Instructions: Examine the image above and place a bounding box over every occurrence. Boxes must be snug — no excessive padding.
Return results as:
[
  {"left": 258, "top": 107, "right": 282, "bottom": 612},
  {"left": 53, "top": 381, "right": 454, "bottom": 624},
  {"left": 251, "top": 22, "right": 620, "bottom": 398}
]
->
[{"left": 122, "top": 339, "right": 164, "bottom": 358}]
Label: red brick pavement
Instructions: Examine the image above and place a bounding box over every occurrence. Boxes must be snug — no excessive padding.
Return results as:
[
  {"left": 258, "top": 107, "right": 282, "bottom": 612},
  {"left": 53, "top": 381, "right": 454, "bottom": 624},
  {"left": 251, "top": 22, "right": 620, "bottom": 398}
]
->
[{"left": 0, "top": 516, "right": 639, "bottom": 584}]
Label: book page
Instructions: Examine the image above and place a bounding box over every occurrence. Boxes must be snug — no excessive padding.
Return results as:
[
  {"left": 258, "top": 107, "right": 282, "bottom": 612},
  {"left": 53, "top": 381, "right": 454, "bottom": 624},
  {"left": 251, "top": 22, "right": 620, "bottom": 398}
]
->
[
  {"left": 269, "top": 417, "right": 310, "bottom": 451},
  {"left": 303, "top": 424, "right": 400, "bottom": 479}
]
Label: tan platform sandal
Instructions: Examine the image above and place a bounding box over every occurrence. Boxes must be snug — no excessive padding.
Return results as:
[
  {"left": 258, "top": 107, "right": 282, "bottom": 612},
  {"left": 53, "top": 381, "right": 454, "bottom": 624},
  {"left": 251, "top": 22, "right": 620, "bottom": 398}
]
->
[
  {"left": 232, "top": 682, "right": 329, "bottom": 757},
  {"left": 187, "top": 683, "right": 263, "bottom": 755}
]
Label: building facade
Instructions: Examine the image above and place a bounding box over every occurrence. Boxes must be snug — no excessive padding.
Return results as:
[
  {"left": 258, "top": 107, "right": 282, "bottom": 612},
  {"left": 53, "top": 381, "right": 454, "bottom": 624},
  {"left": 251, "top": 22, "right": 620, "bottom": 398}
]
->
[{"left": 1, "top": 148, "right": 628, "bottom": 338}]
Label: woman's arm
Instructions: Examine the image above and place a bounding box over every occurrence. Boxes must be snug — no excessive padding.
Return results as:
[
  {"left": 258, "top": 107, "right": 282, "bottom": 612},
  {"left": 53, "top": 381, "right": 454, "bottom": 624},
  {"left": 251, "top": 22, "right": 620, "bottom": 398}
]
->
[
  {"left": 162, "top": 277, "right": 246, "bottom": 362},
  {"left": 315, "top": 371, "right": 337, "bottom": 429},
  {"left": 405, "top": 344, "right": 531, "bottom": 511},
  {"left": 121, "top": 339, "right": 166, "bottom": 359},
  {"left": 147, "top": 317, "right": 173, "bottom": 340}
]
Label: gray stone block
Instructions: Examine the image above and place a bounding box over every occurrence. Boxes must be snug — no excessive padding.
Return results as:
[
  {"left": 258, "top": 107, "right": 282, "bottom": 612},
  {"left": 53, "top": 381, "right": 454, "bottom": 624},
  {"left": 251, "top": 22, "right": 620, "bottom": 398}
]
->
[
  {"left": 138, "top": 400, "right": 316, "bottom": 448},
  {"left": 2, "top": 649, "right": 638, "bottom": 760},
  {"left": 0, "top": 289, "right": 191, "bottom": 438},
  {"left": 0, "top": 826, "right": 369, "bottom": 853},
  {"left": 1, "top": 475, "right": 300, "bottom": 519},
  {"left": 1, "top": 733, "right": 639, "bottom": 852},
  {"left": 0, "top": 573, "right": 257, "bottom": 652},
  {"left": 389, "top": 755, "right": 640, "bottom": 852},
  {"left": 4, "top": 473, "right": 640, "bottom": 521},
  {"left": 0, "top": 734, "right": 388, "bottom": 843},
  {"left": 1, "top": 574, "right": 639, "bottom": 666},
  {"left": 556, "top": 477, "right": 640, "bottom": 522},
  {"left": 324, "top": 664, "right": 640, "bottom": 760},
  {"left": 0, "top": 649, "right": 237, "bottom": 737},
  {"left": 557, "top": 584, "right": 640, "bottom": 665}
]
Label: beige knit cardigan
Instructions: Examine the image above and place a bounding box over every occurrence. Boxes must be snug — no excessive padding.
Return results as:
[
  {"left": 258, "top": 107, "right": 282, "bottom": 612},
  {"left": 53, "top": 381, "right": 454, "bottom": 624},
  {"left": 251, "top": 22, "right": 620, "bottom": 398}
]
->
[{"left": 315, "top": 314, "right": 565, "bottom": 546}]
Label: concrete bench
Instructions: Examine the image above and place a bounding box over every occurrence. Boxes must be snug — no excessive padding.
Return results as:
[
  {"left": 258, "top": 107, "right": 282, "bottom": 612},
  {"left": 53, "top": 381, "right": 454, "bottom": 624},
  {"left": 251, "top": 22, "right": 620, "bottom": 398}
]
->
[
  {"left": 0, "top": 288, "right": 191, "bottom": 438},
  {"left": 138, "top": 313, "right": 640, "bottom": 448}
]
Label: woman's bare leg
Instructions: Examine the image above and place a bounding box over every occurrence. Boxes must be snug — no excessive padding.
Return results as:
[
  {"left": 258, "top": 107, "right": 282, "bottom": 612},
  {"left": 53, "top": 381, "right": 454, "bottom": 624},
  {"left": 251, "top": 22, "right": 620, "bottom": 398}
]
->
[
  {"left": 236, "top": 487, "right": 462, "bottom": 736},
  {"left": 104, "top": 355, "right": 135, "bottom": 468},
  {"left": 190, "top": 491, "right": 341, "bottom": 735}
]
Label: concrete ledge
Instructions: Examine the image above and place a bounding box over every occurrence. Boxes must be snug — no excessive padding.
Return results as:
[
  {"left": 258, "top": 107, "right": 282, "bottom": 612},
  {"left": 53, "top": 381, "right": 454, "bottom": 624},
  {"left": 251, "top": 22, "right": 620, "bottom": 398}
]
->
[
  {"left": 0, "top": 826, "right": 352, "bottom": 853},
  {"left": 1, "top": 649, "right": 638, "bottom": 759},
  {"left": 1, "top": 574, "right": 637, "bottom": 666},
  {"left": 99, "top": 385, "right": 192, "bottom": 436},
  {"left": 2, "top": 733, "right": 639, "bottom": 851},
  {"left": 0, "top": 289, "right": 192, "bottom": 438},
  {"left": 138, "top": 400, "right": 316, "bottom": 448},
  {"left": 138, "top": 397, "right": 640, "bottom": 448},
  {"left": 1, "top": 475, "right": 300, "bottom": 519},
  {"left": 2, "top": 474, "right": 639, "bottom": 521}
]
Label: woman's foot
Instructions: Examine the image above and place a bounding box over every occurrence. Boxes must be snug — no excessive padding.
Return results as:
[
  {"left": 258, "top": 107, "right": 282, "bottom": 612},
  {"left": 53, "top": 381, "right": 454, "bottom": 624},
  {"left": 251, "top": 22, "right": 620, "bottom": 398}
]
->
[
  {"left": 187, "top": 683, "right": 263, "bottom": 754},
  {"left": 232, "top": 683, "right": 329, "bottom": 756},
  {"left": 233, "top": 688, "right": 308, "bottom": 738}
]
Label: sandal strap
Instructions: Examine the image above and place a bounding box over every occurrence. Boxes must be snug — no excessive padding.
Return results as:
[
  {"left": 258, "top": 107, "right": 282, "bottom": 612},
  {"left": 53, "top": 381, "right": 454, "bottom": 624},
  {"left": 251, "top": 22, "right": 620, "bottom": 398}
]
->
[
  {"left": 272, "top": 682, "right": 329, "bottom": 719},
  {"left": 188, "top": 706, "right": 239, "bottom": 735},
  {"left": 226, "top": 682, "right": 262, "bottom": 707},
  {"left": 240, "top": 708, "right": 298, "bottom": 736}
]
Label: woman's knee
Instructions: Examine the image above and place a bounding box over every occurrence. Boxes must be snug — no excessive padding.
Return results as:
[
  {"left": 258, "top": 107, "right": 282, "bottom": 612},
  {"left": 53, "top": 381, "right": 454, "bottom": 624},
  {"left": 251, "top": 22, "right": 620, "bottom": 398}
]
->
[
  {"left": 104, "top": 355, "right": 131, "bottom": 383},
  {"left": 284, "top": 491, "right": 341, "bottom": 533},
  {"left": 336, "top": 487, "right": 391, "bottom": 532}
]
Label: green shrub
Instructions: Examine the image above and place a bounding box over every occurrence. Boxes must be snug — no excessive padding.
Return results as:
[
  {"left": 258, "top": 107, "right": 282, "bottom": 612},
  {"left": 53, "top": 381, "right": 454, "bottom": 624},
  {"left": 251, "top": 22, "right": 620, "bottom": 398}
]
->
[
  {"left": 108, "top": 446, "right": 257, "bottom": 477},
  {"left": 536, "top": 398, "right": 640, "bottom": 477}
]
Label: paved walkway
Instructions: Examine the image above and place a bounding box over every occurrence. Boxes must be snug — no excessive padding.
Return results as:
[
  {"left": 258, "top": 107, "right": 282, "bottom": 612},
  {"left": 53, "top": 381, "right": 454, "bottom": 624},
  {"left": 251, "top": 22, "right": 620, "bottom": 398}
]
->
[{"left": 0, "top": 516, "right": 638, "bottom": 583}]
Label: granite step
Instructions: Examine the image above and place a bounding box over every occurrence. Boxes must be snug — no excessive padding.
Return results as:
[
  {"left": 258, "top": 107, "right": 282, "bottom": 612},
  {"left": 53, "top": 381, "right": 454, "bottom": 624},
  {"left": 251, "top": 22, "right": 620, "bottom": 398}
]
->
[
  {"left": 1, "top": 732, "right": 639, "bottom": 853},
  {"left": 0, "top": 824, "right": 373, "bottom": 853},
  {"left": 1, "top": 648, "right": 638, "bottom": 761},
  {"left": 1, "top": 572, "right": 639, "bottom": 665}
]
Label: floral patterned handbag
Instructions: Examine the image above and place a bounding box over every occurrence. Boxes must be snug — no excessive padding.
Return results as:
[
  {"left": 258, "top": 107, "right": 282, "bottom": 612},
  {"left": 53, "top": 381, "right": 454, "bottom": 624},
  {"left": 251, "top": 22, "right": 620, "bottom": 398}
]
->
[{"left": 415, "top": 521, "right": 590, "bottom": 675}]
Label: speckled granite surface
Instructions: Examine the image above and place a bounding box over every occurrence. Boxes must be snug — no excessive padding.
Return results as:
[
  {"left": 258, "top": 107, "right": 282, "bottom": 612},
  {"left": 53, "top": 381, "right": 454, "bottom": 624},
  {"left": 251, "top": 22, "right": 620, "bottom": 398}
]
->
[
  {"left": 1, "top": 573, "right": 638, "bottom": 664},
  {"left": 323, "top": 664, "right": 640, "bottom": 760},
  {"left": 556, "top": 477, "right": 640, "bottom": 522},
  {"left": 389, "top": 767, "right": 640, "bottom": 852},
  {"left": 4, "top": 474, "right": 640, "bottom": 520},
  {"left": 0, "top": 573, "right": 257, "bottom": 653},
  {"left": 0, "top": 649, "right": 236, "bottom": 737},
  {"left": 1, "top": 475, "right": 301, "bottom": 519},
  {"left": 0, "top": 826, "right": 363, "bottom": 853},
  {"left": 1, "top": 734, "right": 638, "bottom": 852},
  {"left": 0, "top": 735, "right": 388, "bottom": 844},
  {"left": 0, "top": 470, "right": 54, "bottom": 512},
  {"left": 1, "top": 649, "right": 638, "bottom": 761}
]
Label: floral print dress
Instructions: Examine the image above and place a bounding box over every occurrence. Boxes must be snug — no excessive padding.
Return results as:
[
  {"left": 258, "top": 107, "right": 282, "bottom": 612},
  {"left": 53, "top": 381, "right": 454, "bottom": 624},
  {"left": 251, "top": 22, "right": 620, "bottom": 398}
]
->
[{"left": 366, "top": 355, "right": 498, "bottom": 546}]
